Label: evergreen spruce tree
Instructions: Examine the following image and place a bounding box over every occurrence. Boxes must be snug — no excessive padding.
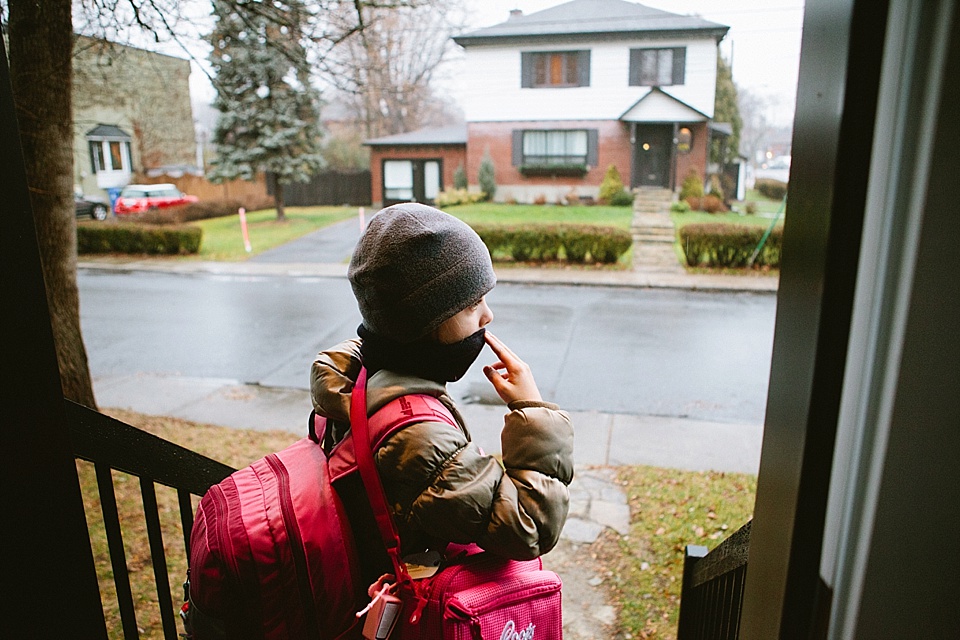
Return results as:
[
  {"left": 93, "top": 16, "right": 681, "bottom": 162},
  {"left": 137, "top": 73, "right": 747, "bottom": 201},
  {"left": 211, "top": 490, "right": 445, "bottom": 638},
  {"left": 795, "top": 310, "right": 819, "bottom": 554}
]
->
[
  {"left": 208, "top": 0, "right": 323, "bottom": 221},
  {"left": 478, "top": 152, "right": 496, "bottom": 202},
  {"left": 712, "top": 53, "right": 742, "bottom": 168}
]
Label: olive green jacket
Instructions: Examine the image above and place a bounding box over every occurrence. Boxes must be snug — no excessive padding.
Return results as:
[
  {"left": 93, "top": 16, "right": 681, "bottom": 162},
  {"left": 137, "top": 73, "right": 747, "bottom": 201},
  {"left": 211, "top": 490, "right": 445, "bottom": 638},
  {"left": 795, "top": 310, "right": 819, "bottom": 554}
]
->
[{"left": 311, "top": 339, "right": 574, "bottom": 560}]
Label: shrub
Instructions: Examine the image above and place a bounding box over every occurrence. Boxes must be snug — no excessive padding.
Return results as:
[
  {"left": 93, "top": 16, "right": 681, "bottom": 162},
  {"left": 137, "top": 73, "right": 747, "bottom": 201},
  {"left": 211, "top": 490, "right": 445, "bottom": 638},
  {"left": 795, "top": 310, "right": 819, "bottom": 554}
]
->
[
  {"left": 707, "top": 174, "right": 724, "bottom": 201},
  {"left": 608, "top": 190, "right": 635, "bottom": 207},
  {"left": 744, "top": 201, "right": 758, "bottom": 215},
  {"left": 134, "top": 199, "right": 244, "bottom": 225},
  {"left": 671, "top": 200, "right": 692, "bottom": 214},
  {"left": 684, "top": 196, "right": 702, "bottom": 211},
  {"left": 564, "top": 189, "right": 580, "bottom": 205},
  {"left": 78, "top": 222, "right": 202, "bottom": 255},
  {"left": 755, "top": 178, "right": 788, "bottom": 201},
  {"left": 453, "top": 163, "right": 468, "bottom": 190},
  {"left": 533, "top": 193, "right": 547, "bottom": 205},
  {"left": 472, "top": 224, "right": 631, "bottom": 265},
  {"left": 598, "top": 165, "right": 627, "bottom": 204},
  {"left": 679, "top": 223, "right": 783, "bottom": 268},
  {"left": 478, "top": 152, "right": 496, "bottom": 201},
  {"left": 701, "top": 194, "right": 728, "bottom": 213},
  {"left": 679, "top": 169, "right": 704, "bottom": 201},
  {"left": 434, "top": 188, "right": 485, "bottom": 208}
]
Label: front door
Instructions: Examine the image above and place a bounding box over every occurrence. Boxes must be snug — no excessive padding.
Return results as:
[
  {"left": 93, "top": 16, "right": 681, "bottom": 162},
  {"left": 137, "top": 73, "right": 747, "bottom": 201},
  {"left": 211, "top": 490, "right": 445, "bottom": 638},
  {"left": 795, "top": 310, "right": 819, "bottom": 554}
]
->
[
  {"left": 633, "top": 125, "right": 674, "bottom": 188},
  {"left": 382, "top": 159, "right": 442, "bottom": 206}
]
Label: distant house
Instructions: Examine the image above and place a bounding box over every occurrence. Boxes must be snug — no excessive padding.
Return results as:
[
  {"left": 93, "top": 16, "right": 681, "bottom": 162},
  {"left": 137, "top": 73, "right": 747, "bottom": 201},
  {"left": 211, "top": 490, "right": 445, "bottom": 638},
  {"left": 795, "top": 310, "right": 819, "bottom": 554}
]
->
[
  {"left": 72, "top": 36, "right": 198, "bottom": 200},
  {"left": 365, "top": 0, "right": 730, "bottom": 206},
  {"left": 366, "top": 125, "right": 467, "bottom": 206}
]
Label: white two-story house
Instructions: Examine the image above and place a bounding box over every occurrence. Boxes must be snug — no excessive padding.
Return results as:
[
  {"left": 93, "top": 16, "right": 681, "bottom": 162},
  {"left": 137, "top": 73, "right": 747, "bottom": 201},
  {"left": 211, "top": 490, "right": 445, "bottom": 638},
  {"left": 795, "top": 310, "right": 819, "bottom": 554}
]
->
[{"left": 365, "top": 0, "right": 730, "bottom": 206}]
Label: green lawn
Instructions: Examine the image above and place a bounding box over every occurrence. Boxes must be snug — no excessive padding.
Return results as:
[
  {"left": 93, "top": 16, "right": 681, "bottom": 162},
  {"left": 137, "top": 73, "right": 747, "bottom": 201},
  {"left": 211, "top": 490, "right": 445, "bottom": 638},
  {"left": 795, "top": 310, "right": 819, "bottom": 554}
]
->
[
  {"left": 192, "top": 206, "right": 358, "bottom": 261},
  {"left": 671, "top": 210, "right": 780, "bottom": 229},
  {"left": 602, "top": 466, "right": 757, "bottom": 639},
  {"left": 185, "top": 203, "right": 630, "bottom": 262},
  {"left": 733, "top": 189, "right": 788, "bottom": 216},
  {"left": 444, "top": 203, "right": 634, "bottom": 229}
]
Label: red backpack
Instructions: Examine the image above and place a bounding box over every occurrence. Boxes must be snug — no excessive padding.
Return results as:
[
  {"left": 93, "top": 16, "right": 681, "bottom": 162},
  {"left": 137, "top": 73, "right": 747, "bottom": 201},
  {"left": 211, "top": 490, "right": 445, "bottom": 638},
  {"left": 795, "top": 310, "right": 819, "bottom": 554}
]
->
[
  {"left": 184, "top": 368, "right": 563, "bottom": 639},
  {"left": 183, "top": 385, "right": 455, "bottom": 639}
]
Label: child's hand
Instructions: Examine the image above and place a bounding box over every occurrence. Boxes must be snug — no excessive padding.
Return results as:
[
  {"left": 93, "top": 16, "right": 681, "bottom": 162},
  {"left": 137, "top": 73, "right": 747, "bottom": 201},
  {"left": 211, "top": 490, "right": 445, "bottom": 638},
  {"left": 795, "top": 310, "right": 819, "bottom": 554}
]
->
[{"left": 482, "top": 331, "right": 543, "bottom": 404}]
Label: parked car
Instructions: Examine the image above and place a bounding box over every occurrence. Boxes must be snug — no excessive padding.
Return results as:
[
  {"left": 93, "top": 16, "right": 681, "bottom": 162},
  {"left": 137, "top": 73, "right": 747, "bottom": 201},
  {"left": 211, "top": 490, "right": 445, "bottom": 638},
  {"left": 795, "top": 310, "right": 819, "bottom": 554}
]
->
[
  {"left": 74, "top": 193, "right": 110, "bottom": 221},
  {"left": 113, "top": 183, "right": 199, "bottom": 215}
]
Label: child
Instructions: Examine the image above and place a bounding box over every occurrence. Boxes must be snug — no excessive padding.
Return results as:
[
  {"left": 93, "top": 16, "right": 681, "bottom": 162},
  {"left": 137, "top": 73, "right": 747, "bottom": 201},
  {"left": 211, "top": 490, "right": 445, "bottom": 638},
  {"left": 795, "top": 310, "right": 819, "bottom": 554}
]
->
[{"left": 311, "top": 202, "right": 574, "bottom": 584}]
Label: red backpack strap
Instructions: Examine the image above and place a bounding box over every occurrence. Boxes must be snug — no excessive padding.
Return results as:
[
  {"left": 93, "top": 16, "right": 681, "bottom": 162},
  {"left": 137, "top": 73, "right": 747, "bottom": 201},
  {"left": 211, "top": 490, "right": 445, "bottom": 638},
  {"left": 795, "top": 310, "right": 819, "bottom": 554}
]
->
[
  {"left": 351, "top": 367, "right": 410, "bottom": 584},
  {"left": 328, "top": 381, "right": 458, "bottom": 482},
  {"left": 367, "top": 393, "right": 458, "bottom": 449}
]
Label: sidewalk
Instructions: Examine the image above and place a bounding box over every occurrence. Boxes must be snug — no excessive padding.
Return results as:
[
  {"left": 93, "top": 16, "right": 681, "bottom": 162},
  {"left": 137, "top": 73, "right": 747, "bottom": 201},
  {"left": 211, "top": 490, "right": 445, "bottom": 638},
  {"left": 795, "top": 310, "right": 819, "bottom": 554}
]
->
[{"left": 79, "top": 257, "right": 779, "bottom": 293}]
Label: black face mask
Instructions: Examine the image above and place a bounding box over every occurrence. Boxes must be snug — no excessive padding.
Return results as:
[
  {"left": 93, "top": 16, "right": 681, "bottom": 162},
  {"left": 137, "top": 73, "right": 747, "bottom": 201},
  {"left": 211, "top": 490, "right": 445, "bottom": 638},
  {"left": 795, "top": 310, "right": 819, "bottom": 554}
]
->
[{"left": 358, "top": 325, "right": 487, "bottom": 383}]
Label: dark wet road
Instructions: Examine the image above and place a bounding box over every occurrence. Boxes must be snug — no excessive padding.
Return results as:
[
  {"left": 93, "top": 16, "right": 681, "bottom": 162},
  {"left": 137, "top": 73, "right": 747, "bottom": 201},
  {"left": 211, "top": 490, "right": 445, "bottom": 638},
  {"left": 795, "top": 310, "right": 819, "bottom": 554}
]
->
[{"left": 79, "top": 270, "right": 776, "bottom": 423}]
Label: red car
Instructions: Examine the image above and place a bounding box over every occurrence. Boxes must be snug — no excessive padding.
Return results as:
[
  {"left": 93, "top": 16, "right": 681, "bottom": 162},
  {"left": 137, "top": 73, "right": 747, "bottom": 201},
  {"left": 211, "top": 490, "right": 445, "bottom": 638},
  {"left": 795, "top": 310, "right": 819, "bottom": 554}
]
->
[{"left": 113, "top": 183, "right": 199, "bottom": 215}]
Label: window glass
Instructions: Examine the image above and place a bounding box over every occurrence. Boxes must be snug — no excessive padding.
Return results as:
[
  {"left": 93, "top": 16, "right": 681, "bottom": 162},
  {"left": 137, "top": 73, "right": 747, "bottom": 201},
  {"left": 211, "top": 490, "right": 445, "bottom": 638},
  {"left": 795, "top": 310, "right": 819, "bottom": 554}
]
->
[
  {"left": 522, "top": 130, "right": 588, "bottom": 165},
  {"left": 532, "top": 52, "right": 580, "bottom": 87},
  {"left": 424, "top": 162, "right": 440, "bottom": 200},
  {"left": 90, "top": 142, "right": 105, "bottom": 173},
  {"left": 109, "top": 141, "right": 124, "bottom": 171},
  {"left": 384, "top": 160, "right": 414, "bottom": 200},
  {"left": 630, "top": 47, "right": 684, "bottom": 86}
]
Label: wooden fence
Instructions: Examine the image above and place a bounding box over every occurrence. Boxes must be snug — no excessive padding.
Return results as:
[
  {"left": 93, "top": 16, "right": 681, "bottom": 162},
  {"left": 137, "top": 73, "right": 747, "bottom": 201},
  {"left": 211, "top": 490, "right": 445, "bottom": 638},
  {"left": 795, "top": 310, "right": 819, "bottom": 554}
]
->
[
  {"left": 138, "top": 170, "right": 372, "bottom": 208},
  {"left": 137, "top": 173, "right": 273, "bottom": 211},
  {"left": 267, "top": 170, "right": 372, "bottom": 206}
]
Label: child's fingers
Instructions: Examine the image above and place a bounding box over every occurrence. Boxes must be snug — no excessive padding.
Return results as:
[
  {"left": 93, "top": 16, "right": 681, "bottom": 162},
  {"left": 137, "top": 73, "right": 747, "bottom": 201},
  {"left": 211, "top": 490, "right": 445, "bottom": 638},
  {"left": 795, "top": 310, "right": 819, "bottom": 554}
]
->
[{"left": 485, "top": 332, "right": 518, "bottom": 363}]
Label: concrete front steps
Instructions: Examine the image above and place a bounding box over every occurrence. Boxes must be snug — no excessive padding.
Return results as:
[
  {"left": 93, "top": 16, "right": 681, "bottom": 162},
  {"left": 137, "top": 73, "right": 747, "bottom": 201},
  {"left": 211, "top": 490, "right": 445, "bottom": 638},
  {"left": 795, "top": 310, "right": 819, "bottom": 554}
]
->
[{"left": 631, "top": 188, "right": 684, "bottom": 272}]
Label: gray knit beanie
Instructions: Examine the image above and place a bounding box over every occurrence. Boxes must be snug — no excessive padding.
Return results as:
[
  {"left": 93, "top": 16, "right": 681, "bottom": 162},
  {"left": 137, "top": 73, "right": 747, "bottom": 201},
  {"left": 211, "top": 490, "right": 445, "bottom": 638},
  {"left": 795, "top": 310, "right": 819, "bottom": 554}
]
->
[{"left": 348, "top": 203, "right": 496, "bottom": 344}]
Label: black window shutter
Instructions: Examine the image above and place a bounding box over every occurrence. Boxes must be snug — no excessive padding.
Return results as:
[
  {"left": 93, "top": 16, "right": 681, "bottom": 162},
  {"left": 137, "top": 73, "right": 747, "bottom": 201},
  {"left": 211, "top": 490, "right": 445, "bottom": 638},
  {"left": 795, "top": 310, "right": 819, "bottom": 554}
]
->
[
  {"left": 628, "top": 49, "right": 640, "bottom": 86},
  {"left": 88, "top": 142, "right": 98, "bottom": 173},
  {"left": 672, "top": 47, "right": 686, "bottom": 85},
  {"left": 521, "top": 52, "right": 534, "bottom": 88},
  {"left": 512, "top": 130, "right": 524, "bottom": 166},
  {"left": 586, "top": 129, "right": 599, "bottom": 167},
  {"left": 577, "top": 50, "right": 591, "bottom": 86}
]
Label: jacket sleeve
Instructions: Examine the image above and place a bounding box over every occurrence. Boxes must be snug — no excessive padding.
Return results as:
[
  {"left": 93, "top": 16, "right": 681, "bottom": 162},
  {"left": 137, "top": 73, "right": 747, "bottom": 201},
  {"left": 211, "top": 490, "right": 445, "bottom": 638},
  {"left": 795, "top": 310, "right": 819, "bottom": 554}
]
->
[{"left": 374, "top": 402, "right": 573, "bottom": 560}]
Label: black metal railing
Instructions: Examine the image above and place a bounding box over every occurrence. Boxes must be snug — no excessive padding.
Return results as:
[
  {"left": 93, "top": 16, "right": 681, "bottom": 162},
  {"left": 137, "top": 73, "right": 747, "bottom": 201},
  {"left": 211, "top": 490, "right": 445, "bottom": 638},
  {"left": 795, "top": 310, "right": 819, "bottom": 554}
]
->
[
  {"left": 67, "top": 400, "right": 234, "bottom": 640},
  {"left": 677, "top": 520, "right": 752, "bottom": 640}
]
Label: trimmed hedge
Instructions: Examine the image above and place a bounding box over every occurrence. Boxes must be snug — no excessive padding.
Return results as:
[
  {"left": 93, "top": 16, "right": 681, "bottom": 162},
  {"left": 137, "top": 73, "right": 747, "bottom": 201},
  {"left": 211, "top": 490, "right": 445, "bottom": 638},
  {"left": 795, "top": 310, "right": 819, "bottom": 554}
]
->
[
  {"left": 131, "top": 199, "right": 244, "bottom": 225},
  {"left": 754, "top": 178, "right": 788, "bottom": 201},
  {"left": 472, "top": 224, "right": 632, "bottom": 265},
  {"left": 78, "top": 222, "right": 202, "bottom": 255},
  {"left": 679, "top": 223, "right": 783, "bottom": 268}
]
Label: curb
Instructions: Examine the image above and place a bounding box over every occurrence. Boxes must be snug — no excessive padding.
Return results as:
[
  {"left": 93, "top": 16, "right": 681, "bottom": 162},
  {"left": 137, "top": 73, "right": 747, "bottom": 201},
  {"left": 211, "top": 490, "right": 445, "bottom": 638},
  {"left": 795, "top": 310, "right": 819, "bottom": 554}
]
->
[{"left": 78, "top": 260, "right": 779, "bottom": 294}]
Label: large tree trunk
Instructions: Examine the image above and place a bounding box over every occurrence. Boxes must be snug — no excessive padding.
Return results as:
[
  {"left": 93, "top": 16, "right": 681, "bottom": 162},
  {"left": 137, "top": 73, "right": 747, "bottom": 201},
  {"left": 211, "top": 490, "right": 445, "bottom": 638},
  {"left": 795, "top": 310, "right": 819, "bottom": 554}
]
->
[{"left": 9, "top": 0, "right": 98, "bottom": 409}]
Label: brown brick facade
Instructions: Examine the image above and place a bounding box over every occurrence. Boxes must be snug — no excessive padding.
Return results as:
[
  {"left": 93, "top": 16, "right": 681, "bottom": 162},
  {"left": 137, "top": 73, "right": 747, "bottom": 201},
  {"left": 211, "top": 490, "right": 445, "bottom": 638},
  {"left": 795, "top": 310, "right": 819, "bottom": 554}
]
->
[{"left": 673, "top": 122, "right": 709, "bottom": 190}]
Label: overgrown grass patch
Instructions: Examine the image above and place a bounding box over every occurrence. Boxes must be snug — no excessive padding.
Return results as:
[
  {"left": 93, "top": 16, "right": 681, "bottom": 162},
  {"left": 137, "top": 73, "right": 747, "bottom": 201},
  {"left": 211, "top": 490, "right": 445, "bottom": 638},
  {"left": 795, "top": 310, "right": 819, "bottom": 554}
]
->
[{"left": 597, "top": 465, "right": 756, "bottom": 640}]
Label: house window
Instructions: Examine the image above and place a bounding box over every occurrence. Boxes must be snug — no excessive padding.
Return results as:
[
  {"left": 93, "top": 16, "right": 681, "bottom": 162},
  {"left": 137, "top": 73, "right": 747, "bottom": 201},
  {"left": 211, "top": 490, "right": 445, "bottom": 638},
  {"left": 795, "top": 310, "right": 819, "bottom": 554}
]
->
[
  {"left": 88, "top": 139, "right": 130, "bottom": 173},
  {"left": 521, "top": 51, "right": 591, "bottom": 88},
  {"left": 512, "top": 129, "right": 599, "bottom": 175},
  {"left": 629, "top": 47, "right": 686, "bottom": 86},
  {"left": 523, "top": 130, "right": 589, "bottom": 165}
]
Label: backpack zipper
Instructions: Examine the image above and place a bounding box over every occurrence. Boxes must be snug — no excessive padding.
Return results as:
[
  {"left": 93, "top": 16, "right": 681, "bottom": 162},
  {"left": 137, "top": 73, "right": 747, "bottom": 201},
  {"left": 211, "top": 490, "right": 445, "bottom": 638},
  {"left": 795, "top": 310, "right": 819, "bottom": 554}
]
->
[{"left": 265, "top": 453, "right": 323, "bottom": 639}]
